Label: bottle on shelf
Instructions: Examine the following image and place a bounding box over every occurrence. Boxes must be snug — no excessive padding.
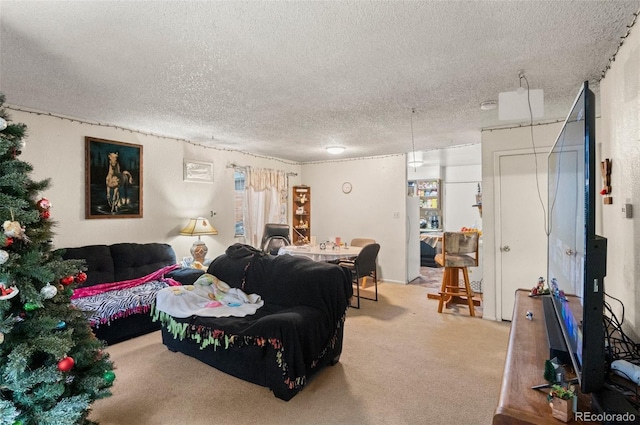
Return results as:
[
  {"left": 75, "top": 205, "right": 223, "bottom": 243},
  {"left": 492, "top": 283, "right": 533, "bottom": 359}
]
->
[{"left": 409, "top": 178, "right": 443, "bottom": 231}]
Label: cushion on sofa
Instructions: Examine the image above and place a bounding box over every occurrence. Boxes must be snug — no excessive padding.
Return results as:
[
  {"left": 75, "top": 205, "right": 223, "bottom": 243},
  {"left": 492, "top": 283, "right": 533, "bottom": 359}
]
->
[
  {"left": 60, "top": 245, "right": 114, "bottom": 287},
  {"left": 110, "top": 243, "right": 176, "bottom": 282}
]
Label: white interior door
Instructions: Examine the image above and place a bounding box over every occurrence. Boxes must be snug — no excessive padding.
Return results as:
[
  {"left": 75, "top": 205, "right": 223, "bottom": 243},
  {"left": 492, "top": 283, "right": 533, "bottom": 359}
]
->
[{"left": 496, "top": 151, "right": 549, "bottom": 320}]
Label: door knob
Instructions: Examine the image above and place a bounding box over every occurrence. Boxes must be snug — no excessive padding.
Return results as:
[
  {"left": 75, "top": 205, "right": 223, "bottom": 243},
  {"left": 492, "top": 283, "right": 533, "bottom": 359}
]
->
[{"left": 501, "top": 246, "right": 511, "bottom": 252}]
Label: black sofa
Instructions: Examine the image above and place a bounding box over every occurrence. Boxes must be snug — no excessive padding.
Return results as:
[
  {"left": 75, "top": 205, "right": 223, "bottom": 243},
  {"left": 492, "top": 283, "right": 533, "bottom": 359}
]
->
[
  {"left": 60, "top": 242, "right": 200, "bottom": 345},
  {"left": 420, "top": 240, "right": 438, "bottom": 267},
  {"left": 155, "top": 244, "right": 353, "bottom": 401}
]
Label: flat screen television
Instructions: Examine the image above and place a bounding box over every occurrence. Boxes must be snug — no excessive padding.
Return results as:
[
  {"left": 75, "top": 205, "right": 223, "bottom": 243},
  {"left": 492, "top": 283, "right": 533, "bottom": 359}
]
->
[{"left": 547, "top": 80, "right": 608, "bottom": 394}]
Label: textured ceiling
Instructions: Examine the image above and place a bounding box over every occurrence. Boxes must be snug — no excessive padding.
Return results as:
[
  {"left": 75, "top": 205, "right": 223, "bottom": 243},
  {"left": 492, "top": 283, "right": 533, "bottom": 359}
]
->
[{"left": 1, "top": 1, "right": 639, "bottom": 163}]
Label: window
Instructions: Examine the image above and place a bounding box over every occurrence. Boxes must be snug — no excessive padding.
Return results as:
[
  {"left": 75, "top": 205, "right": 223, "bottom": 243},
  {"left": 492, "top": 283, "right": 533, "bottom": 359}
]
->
[{"left": 234, "top": 171, "right": 245, "bottom": 237}]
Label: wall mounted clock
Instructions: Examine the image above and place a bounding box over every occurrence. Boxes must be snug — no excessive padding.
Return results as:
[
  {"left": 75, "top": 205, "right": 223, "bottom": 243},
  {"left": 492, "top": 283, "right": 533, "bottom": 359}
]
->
[{"left": 342, "top": 182, "right": 352, "bottom": 194}]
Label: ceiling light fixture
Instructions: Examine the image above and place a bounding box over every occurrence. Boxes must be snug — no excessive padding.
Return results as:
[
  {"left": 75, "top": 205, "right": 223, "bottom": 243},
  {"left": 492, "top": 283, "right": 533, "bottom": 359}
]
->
[
  {"left": 408, "top": 108, "right": 423, "bottom": 169},
  {"left": 408, "top": 149, "right": 424, "bottom": 167},
  {"left": 480, "top": 100, "right": 497, "bottom": 111},
  {"left": 326, "top": 145, "right": 345, "bottom": 155}
]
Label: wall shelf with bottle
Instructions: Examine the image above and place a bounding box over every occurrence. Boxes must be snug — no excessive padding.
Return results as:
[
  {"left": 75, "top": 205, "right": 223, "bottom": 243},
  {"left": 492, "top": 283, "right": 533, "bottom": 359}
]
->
[
  {"left": 410, "top": 179, "right": 443, "bottom": 231},
  {"left": 292, "top": 185, "right": 311, "bottom": 245}
]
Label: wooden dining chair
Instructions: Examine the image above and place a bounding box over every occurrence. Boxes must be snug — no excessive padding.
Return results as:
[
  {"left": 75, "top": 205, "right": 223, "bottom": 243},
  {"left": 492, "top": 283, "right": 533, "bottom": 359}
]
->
[
  {"left": 434, "top": 231, "right": 479, "bottom": 316},
  {"left": 350, "top": 238, "right": 376, "bottom": 247}
]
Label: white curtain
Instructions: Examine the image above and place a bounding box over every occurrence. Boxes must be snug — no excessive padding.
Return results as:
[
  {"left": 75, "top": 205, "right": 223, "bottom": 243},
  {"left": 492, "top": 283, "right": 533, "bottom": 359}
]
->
[{"left": 243, "top": 167, "right": 287, "bottom": 248}]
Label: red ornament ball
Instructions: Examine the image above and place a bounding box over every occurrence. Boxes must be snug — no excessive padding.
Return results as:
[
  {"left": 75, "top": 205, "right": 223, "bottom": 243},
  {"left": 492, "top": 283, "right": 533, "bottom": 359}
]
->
[
  {"left": 37, "top": 198, "right": 51, "bottom": 211},
  {"left": 60, "top": 276, "right": 74, "bottom": 286},
  {"left": 4, "top": 237, "right": 13, "bottom": 248},
  {"left": 57, "top": 356, "right": 75, "bottom": 372},
  {"left": 40, "top": 210, "right": 51, "bottom": 220},
  {"left": 75, "top": 272, "right": 87, "bottom": 283}
]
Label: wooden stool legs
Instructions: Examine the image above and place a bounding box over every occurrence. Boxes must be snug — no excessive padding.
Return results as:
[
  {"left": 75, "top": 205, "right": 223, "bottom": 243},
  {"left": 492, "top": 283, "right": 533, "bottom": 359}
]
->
[{"left": 437, "top": 266, "right": 476, "bottom": 317}]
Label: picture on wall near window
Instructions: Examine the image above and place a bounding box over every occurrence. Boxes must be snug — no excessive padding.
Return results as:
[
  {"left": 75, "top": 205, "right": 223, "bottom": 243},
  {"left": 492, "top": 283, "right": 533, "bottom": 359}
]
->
[
  {"left": 183, "top": 160, "right": 214, "bottom": 183},
  {"left": 85, "top": 136, "right": 143, "bottom": 219}
]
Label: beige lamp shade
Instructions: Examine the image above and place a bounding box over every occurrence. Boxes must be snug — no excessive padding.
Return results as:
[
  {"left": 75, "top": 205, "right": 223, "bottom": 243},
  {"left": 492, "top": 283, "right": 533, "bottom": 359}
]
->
[
  {"left": 179, "top": 217, "right": 218, "bottom": 237},
  {"left": 180, "top": 217, "right": 218, "bottom": 264}
]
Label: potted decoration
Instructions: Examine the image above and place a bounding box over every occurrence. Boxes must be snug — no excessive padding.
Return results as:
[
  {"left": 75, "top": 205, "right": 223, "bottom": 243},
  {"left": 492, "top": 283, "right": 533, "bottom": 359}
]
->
[{"left": 547, "top": 384, "right": 576, "bottom": 422}]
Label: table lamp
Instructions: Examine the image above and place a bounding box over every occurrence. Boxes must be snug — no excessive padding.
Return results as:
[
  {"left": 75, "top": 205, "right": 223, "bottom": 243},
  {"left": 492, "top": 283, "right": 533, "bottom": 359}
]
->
[{"left": 180, "top": 217, "right": 218, "bottom": 263}]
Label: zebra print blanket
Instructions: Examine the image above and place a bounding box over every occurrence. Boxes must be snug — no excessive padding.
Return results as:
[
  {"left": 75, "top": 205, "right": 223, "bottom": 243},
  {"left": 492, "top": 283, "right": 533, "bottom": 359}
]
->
[{"left": 70, "top": 265, "right": 181, "bottom": 326}]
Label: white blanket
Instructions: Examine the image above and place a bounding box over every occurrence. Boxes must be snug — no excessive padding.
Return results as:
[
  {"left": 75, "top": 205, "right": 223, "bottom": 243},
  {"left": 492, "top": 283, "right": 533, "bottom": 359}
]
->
[{"left": 155, "top": 274, "right": 263, "bottom": 318}]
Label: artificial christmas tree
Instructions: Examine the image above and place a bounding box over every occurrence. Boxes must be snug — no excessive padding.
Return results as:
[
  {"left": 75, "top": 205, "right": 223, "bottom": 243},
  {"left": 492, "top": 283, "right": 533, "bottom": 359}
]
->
[{"left": 0, "top": 94, "right": 114, "bottom": 425}]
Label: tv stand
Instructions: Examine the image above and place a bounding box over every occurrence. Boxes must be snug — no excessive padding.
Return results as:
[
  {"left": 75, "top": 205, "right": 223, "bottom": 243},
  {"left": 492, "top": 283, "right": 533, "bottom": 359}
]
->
[{"left": 493, "top": 289, "right": 593, "bottom": 424}]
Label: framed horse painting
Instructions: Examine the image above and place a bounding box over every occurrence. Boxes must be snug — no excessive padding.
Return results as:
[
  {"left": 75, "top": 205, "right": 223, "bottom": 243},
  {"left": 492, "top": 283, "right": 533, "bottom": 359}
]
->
[{"left": 85, "top": 136, "right": 143, "bottom": 219}]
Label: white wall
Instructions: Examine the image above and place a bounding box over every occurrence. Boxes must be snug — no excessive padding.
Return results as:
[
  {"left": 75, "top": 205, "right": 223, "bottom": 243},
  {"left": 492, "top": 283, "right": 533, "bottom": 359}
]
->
[
  {"left": 442, "top": 164, "right": 482, "bottom": 231},
  {"left": 14, "top": 110, "right": 302, "bottom": 260},
  {"left": 600, "top": 23, "right": 640, "bottom": 338},
  {"left": 301, "top": 155, "right": 408, "bottom": 283}
]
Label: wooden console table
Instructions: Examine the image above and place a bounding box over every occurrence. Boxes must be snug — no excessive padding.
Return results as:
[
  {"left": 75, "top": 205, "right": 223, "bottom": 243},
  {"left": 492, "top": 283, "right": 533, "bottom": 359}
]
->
[{"left": 493, "top": 289, "right": 593, "bottom": 425}]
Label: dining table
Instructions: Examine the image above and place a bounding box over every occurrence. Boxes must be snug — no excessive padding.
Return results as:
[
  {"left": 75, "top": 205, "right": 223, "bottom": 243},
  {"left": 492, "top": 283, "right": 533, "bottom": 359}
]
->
[
  {"left": 278, "top": 245, "right": 362, "bottom": 262},
  {"left": 420, "top": 232, "right": 443, "bottom": 248}
]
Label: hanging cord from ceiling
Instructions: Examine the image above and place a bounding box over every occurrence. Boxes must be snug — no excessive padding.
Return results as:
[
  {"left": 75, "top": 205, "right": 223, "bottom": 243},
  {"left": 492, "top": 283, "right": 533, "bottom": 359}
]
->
[
  {"left": 409, "top": 108, "right": 420, "bottom": 172},
  {"left": 519, "top": 71, "right": 551, "bottom": 237}
]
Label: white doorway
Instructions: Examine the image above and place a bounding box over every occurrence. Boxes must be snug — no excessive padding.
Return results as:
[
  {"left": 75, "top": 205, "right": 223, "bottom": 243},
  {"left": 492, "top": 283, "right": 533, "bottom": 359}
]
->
[{"left": 494, "top": 149, "right": 549, "bottom": 321}]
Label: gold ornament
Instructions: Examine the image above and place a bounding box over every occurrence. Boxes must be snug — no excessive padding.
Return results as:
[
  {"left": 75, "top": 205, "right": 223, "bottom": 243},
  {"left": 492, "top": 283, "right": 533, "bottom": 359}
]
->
[{"left": 3, "top": 220, "right": 24, "bottom": 239}]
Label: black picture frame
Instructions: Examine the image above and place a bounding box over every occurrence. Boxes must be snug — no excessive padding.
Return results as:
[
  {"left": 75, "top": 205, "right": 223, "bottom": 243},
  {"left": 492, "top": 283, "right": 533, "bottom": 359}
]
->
[{"left": 85, "top": 136, "right": 143, "bottom": 219}]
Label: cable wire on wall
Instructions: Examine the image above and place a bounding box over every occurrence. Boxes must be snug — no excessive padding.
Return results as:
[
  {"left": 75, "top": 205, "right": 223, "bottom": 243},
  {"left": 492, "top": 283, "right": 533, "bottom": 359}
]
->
[
  {"left": 7, "top": 105, "right": 404, "bottom": 166},
  {"left": 5, "top": 105, "right": 300, "bottom": 167},
  {"left": 600, "top": 10, "right": 640, "bottom": 80}
]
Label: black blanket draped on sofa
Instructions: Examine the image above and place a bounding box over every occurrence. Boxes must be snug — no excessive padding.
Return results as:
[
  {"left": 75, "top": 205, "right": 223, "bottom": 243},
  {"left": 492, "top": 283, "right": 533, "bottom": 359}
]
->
[{"left": 156, "top": 244, "right": 353, "bottom": 400}]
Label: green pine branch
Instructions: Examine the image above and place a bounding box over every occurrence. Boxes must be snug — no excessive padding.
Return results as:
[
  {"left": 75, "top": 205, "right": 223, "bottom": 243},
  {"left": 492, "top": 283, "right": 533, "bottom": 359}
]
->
[{"left": 0, "top": 93, "right": 114, "bottom": 424}]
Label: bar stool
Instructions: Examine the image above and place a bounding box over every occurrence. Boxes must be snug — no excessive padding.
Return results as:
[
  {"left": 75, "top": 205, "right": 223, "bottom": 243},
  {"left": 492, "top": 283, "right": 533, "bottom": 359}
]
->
[{"left": 434, "top": 231, "right": 480, "bottom": 316}]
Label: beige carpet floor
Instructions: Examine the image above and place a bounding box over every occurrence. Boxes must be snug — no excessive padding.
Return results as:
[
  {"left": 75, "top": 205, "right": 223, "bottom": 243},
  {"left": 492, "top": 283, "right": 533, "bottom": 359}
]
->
[
  {"left": 89, "top": 282, "right": 509, "bottom": 425},
  {"left": 411, "top": 266, "right": 483, "bottom": 317},
  {"left": 410, "top": 266, "right": 445, "bottom": 291}
]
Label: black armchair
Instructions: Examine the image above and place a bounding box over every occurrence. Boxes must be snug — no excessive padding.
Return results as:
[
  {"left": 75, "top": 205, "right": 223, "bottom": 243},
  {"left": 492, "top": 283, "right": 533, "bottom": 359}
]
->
[{"left": 261, "top": 223, "right": 292, "bottom": 254}]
